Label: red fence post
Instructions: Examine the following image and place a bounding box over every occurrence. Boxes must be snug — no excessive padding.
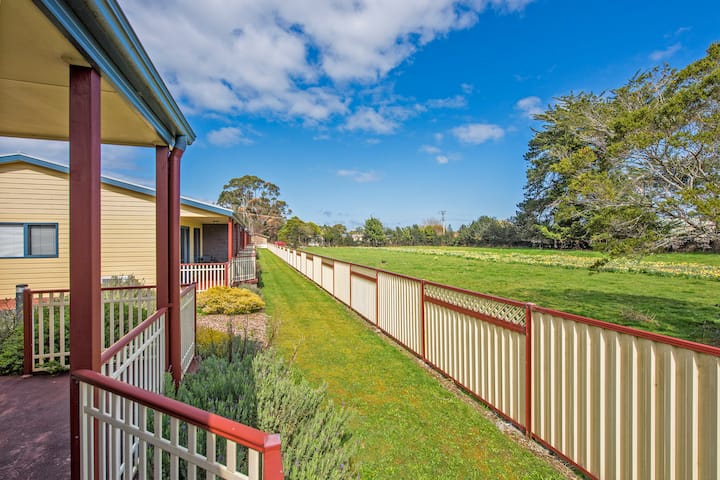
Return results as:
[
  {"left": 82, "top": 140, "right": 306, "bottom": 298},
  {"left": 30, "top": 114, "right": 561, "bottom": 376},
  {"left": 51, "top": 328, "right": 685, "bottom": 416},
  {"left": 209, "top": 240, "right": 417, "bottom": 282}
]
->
[
  {"left": 263, "top": 435, "right": 284, "bottom": 479},
  {"left": 23, "top": 288, "right": 33, "bottom": 375},
  {"left": 525, "top": 303, "right": 534, "bottom": 438}
]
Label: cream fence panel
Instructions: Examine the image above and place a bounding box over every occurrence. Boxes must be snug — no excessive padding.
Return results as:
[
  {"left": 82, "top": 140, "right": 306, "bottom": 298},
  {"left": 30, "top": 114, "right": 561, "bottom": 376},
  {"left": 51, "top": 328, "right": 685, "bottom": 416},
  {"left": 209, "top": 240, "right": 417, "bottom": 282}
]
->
[
  {"left": 321, "top": 259, "right": 334, "bottom": 294},
  {"left": 313, "top": 256, "right": 322, "bottom": 284},
  {"left": 267, "top": 245, "right": 720, "bottom": 480},
  {"left": 333, "top": 261, "right": 351, "bottom": 305},
  {"left": 350, "top": 266, "right": 377, "bottom": 323},
  {"left": 532, "top": 308, "right": 720, "bottom": 480},
  {"left": 424, "top": 283, "right": 527, "bottom": 426},
  {"left": 377, "top": 272, "right": 422, "bottom": 354}
]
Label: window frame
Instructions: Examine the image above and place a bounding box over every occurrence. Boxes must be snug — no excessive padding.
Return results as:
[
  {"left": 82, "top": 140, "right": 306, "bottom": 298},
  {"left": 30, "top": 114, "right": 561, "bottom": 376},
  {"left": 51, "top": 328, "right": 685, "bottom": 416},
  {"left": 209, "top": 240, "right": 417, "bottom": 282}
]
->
[{"left": 0, "top": 222, "right": 59, "bottom": 258}]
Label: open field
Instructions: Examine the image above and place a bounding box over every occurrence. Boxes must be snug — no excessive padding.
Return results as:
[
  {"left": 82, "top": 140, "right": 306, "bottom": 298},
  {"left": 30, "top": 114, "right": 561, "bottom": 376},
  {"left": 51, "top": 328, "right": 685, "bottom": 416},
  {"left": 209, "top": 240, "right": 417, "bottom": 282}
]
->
[
  {"left": 304, "top": 246, "right": 720, "bottom": 345},
  {"left": 259, "top": 250, "right": 569, "bottom": 479}
]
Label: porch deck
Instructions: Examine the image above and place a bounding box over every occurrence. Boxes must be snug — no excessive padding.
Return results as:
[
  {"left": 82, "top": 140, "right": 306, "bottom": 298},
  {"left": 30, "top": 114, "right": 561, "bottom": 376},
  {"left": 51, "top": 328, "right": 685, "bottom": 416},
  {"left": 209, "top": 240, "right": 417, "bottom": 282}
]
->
[{"left": 0, "top": 374, "right": 70, "bottom": 480}]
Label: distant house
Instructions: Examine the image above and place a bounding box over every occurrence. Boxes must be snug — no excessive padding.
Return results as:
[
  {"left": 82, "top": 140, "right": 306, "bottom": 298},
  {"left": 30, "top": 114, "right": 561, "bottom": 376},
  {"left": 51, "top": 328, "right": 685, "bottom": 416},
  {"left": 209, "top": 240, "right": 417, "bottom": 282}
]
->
[
  {"left": 0, "top": 153, "right": 251, "bottom": 298},
  {"left": 251, "top": 233, "right": 269, "bottom": 248}
]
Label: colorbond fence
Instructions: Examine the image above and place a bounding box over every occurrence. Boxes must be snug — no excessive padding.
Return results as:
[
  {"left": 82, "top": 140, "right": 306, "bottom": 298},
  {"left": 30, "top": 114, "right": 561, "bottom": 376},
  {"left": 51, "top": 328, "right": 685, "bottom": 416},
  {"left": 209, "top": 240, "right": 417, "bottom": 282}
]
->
[{"left": 268, "top": 245, "right": 720, "bottom": 480}]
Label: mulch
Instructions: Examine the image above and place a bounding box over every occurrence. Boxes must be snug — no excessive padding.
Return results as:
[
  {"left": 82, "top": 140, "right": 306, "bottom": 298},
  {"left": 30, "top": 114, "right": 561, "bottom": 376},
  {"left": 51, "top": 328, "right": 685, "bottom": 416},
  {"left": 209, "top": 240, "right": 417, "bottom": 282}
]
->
[{"left": 196, "top": 312, "right": 270, "bottom": 346}]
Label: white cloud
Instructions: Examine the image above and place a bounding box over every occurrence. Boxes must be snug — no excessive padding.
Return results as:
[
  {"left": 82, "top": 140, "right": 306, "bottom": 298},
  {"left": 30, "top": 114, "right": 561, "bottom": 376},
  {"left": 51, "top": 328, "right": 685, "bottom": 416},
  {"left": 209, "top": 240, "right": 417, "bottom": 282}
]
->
[
  {"left": 515, "top": 96, "right": 543, "bottom": 118},
  {"left": 436, "top": 155, "right": 449, "bottom": 164},
  {"left": 649, "top": 43, "right": 681, "bottom": 61},
  {"left": 207, "top": 127, "right": 251, "bottom": 147},
  {"left": 120, "top": 0, "right": 534, "bottom": 126},
  {"left": 434, "top": 132, "right": 445, "bottom": 143},
  {"left": 426, "top": 95, "right": 467, "bottom": 109},
  {"left": 451, "top": 123, "right": 505, "bottom": 144},
  {"left": 337, "top": 169, "right": 380, "bottom": 183},
  {"left": 342, "top": 107, "right": 398, "bottom": 134},
  {"left": 0, "top": 137, "right": 68, "bottom": 163},
  {"left": 460, "top": 83, "right": 474, "bottom": 94},
  {"left": 420, "top": 144, "right": 441, "bottom": 154}
]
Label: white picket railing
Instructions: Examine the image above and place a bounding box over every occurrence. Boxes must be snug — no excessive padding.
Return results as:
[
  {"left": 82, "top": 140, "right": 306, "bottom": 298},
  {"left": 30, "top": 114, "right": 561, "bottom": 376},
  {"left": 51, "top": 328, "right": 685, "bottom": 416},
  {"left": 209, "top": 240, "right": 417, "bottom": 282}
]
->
[
  {"left": 268, "top": 244, "right": 720, "bottom": 480},
  {"left": 74, "top": 369, "right": 283, "bottom": 480},
  {"left": 23, "top": 285, "right": 157, "bottom": 373},
  {"left": 100, "top": 308, "right": 166, "bottom": 394},
  {"left": 180, "top": 284, "right": 196, "bottom": 374},
  {"left": 181, "top": 262, "right": 227, "bottom": 291},
  {"left": 230, "top": 248, "right": 257, "bottom": 284}
]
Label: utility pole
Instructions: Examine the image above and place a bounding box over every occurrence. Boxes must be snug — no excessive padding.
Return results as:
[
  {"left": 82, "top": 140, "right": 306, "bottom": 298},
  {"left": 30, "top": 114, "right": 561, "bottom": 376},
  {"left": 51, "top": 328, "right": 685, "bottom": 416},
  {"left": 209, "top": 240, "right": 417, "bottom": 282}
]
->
[{"left": 440, "top": 210, "right": 447, "bottom": 235}]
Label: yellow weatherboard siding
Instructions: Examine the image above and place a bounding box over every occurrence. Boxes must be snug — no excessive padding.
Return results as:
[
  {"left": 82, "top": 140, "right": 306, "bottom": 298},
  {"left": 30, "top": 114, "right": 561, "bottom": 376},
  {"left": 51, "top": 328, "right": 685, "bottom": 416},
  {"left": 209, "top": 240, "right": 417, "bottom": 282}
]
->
[
  {"left": 0, "top": 162, "right": 69, "bottom": 298},
  {"left": 0, "top": 160, "right": 230, "bottom": 299}
]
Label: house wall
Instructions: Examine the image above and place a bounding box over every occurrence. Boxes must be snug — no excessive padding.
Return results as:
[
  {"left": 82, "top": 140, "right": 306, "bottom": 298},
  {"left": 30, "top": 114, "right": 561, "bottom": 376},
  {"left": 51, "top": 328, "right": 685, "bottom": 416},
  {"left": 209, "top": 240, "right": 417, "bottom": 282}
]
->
[
  {"left": 0, "top": 162, "right": 229, "bottom": 298},
  {"left": 202, "top": 223, "right": 228, "bottom": 262},
  {"left": 0, "top": 162, "right": 69, "bottom": 298}
]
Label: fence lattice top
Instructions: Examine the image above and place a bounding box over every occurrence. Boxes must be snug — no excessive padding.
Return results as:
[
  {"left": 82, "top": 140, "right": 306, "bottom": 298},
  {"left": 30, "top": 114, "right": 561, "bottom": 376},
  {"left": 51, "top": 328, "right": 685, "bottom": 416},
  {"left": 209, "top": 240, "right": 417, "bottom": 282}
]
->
[{"left": 424, "top": 284, "right": 526, "bottom": 326}]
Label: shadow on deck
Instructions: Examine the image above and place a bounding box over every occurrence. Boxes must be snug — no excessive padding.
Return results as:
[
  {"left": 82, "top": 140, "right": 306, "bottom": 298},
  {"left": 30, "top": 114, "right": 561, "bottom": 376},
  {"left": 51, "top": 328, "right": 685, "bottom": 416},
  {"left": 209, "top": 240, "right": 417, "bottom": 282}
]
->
[{"left": 0, "top": 374, "right": 70, "bottom": 480}]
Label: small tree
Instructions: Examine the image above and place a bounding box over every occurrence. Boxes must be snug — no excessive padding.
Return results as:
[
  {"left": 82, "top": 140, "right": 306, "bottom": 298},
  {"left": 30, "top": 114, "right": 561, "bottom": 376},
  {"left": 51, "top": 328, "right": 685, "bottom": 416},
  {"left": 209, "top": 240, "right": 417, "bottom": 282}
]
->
[{"left": 363, "top": 217, "right": 385, "bottom": 246}]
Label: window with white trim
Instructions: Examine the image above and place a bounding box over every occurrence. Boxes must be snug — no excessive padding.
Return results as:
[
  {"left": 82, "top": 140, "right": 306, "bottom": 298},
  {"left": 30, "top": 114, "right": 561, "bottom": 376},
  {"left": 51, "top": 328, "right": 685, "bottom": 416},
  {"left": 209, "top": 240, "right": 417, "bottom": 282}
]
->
[{"left": 0, "top": 223, "right": 58, "bottom": 258}]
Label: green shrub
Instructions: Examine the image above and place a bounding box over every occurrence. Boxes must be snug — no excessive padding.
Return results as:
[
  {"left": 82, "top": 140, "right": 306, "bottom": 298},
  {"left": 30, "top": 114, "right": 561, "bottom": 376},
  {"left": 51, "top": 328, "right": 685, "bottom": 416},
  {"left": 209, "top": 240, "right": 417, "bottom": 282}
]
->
[
  {"left": 0, "top": 309, "right": 23, "bottom": 375},
  {"left": 254, "top": 350, "right": 358, "bottom": 479},
  {"left": 170, "top": 345, "right": 357, "bottom": 479},
  {"left": 197, "top": 286, "right": 265, "bottom": 315}
]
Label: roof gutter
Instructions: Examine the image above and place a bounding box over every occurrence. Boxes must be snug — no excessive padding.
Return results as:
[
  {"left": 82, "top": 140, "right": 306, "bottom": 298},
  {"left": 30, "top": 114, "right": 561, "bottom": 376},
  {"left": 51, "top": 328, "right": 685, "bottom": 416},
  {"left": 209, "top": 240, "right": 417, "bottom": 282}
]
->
[{"left": 34, "top": 0, "right": 196, "bottom": 148}]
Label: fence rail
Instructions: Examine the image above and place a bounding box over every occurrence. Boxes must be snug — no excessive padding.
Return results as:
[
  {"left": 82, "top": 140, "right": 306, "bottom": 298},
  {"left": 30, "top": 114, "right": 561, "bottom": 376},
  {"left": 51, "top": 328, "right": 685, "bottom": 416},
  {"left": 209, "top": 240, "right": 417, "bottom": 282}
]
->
[
  {"left": 181, "top": 262, "right": 227, "bottom": 292},
  {"left": 268, "top": 244, "right": 720, "bottom": 480},
  {"left": 23, "top": 285, "right": 157, "bottom": 374},
  {"left": 100, "top": 308, "right": 166, "bottom": 394},
  {"left": 231, "top": 248, "right": 257, "bottom": 285},
  {"left": 74, "top": 369, "right": 283, "bottom": 480},
  {"left": 180, "top": 284, "right": 197, "bottom": 374}
]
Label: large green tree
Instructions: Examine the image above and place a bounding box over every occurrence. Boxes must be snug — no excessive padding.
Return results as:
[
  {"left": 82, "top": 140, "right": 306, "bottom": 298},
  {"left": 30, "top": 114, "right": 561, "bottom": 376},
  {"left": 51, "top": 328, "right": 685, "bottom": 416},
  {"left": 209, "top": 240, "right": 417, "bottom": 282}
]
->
[
  {"left": 217, "top": 176, "right": 291, "bottom": 240},
  {"left": 518, "top": 42, "right": 720, "bottom": 253},
  {"left": 277, "top": 216, "right": 321, "bottom": 247}
]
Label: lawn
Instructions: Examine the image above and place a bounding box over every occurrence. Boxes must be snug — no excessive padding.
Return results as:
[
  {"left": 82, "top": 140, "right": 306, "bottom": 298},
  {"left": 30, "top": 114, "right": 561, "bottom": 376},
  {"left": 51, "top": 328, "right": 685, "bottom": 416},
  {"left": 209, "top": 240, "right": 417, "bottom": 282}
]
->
[
  {"left": 259, "top": 250, "right": 568, "bottom": 479},
  {"left": 304, "top": 246, "right": 720, "bottom": 345}
]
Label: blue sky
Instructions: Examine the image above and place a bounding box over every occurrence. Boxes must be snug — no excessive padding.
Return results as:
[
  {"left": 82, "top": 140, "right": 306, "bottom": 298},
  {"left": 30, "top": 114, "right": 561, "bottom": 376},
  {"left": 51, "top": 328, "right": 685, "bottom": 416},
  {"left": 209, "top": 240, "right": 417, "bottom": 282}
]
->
[{"left": 2, "top": 0, "right": 719, "bottom": 230}]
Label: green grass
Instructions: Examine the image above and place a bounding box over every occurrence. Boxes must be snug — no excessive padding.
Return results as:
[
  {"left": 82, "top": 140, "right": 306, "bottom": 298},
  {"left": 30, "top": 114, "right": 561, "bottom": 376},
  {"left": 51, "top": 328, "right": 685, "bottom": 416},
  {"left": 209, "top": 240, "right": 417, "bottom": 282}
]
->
[
  {"left": 260, "top": 250, "right": 567, "bottom": 479},
  {"left": 304, "top": 246, "right": 720, "bottom": 345}
]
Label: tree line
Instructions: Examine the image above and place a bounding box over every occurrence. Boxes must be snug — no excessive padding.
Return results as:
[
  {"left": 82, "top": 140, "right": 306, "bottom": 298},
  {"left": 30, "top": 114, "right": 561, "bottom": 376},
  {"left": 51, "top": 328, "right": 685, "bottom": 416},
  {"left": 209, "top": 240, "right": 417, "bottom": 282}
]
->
[{"left": 217, "top": 42, "right": 719, "bottom": 253}]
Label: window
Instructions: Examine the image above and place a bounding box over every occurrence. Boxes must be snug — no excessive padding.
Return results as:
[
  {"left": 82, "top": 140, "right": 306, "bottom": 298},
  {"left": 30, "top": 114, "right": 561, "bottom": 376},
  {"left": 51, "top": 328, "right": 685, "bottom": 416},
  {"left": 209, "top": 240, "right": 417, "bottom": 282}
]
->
[
  {"left": 0, "top": 223, "right": 58, "bottom": 258},
  {"left": 180, "top": 226, "right": 190, "bottom": 264},
  {"left": 193, "top": 228, "right": 201, "bottom": 262}
]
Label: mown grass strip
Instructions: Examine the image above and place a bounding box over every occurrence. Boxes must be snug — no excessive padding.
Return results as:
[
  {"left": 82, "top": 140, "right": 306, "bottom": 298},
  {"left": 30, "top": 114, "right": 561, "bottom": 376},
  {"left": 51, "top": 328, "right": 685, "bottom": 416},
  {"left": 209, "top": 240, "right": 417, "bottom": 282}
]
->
[
  {"left": 260, "top": 250, "right": 567, "bottom": 479},
  {"left": 305, "top": 246, "right": 720, "bottom": 344}
]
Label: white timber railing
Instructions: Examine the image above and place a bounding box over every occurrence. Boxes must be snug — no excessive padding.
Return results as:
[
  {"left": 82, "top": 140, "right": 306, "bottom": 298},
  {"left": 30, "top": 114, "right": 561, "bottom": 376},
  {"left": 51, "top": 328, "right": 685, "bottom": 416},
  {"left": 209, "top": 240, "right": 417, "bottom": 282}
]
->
[
  {"left": 230, "top": 248, "right": 257, "bottom": 285},
  {"left": 179, "top": 283, "right": 197, "bottom": 374},
  {"left": 100, "top": 308, "right": 166, "bottom": 394},
  {"left": 181, "top": 262, "right": 227, "bottom": 292},
  {"left": 268, "top": 244, "right": 720, "bottom": 480},
  {"left": 73, "top": 369, "right": 283, "bottom": 480},
  {"left": 23, "top": 285, "right": 157, "bottom": 374}
]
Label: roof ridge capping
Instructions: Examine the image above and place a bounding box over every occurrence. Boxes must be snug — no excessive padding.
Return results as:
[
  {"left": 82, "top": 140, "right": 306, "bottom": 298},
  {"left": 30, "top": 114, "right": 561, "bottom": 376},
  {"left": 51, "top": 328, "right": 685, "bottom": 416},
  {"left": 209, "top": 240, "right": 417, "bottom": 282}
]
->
[{"left": 36, "top": 0, "right": 195, "bottom": 148}]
